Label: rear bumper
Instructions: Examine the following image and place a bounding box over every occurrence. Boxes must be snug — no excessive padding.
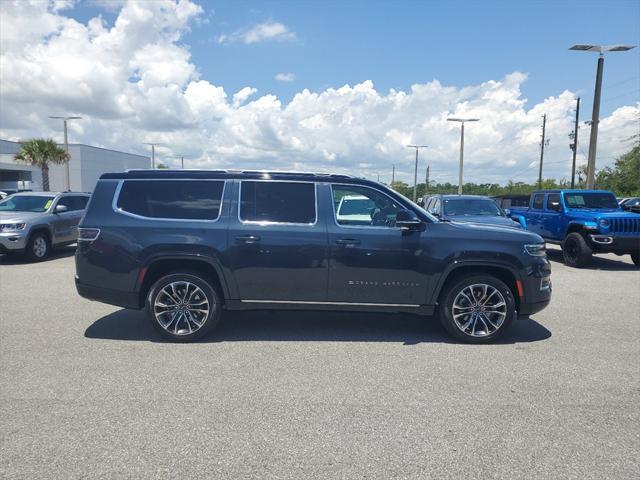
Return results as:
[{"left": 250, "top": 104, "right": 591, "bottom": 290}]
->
[{"left": 75, "top": 277, "right": 141, "bottom": 309}]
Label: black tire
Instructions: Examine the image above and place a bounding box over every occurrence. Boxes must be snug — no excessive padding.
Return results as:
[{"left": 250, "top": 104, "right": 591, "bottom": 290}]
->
[
  {"left": 25, "top": 231, "right": 50, "bottom": 262},
  {"left": 438, "top": 274, "right": 516, "bottom": 344},
  {"left": 631, "top": 252, "right": 640, "bottom": 267},
  {"left": 147, "top": 272, "right": 222, "bottom": 342},
  {"left": 562, "top": 232, "right": 593, "bottom": 268}
]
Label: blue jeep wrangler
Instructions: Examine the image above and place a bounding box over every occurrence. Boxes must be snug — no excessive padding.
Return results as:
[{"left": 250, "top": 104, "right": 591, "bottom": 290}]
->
[{"left": 510, "top": 190, "right": 640, "bottom": 267}]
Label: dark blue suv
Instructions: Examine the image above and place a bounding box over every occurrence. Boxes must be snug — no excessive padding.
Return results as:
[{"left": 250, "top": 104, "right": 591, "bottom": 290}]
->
[{"left": 75, "top": 170, "right": 551, "bottom": 343}]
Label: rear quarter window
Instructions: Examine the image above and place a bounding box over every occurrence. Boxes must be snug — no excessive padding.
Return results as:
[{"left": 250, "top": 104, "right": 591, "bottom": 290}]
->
[{"left": 116, "top": 180, "right": 224, "bottom": 220}]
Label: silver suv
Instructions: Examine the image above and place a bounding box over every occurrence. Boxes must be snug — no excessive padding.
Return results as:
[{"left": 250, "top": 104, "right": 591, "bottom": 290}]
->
[{"left": 0, "top": 192, "right": 90, "bottom": 261}]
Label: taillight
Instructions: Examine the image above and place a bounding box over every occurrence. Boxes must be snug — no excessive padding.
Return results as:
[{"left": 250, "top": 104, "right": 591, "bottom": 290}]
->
[{"left": 78, "top": 228, "right": 100, "bottom": 242}]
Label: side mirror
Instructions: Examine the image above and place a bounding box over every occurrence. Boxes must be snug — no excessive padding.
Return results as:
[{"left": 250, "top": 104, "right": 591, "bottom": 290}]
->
[
  {"left": 504, "top": 208, "right": 511, "bottom": 215},
  {"left": 54, "top": 204, "right": 68, "bottom": 213},
  {"left": 396, "top": 209, "right": 422, "bottom": 230}
]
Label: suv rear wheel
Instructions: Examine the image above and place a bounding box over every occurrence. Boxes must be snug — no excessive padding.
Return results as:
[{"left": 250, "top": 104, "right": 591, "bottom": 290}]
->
[
  {"left": 439, "top": 275, "right": 515, "bottom": 343},
  {"left": 25, "top": 232, "right": 50, "bottom": 262},
  {"left": 562, "top": 232, "right": 593, "bottom": 268},
  {"left": 147, "top": 272, "right": 221, "bottom": 342}
]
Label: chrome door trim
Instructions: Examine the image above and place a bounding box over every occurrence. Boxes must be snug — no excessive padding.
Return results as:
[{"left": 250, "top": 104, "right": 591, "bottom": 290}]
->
[{"left": 240, "top": 299, "right": 420, "bottom": 307}]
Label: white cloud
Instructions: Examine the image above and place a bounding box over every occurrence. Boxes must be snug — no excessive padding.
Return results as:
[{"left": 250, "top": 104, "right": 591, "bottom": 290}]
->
[
  {"left": 0, "top": 0, "right": 638, "bottom": 185},
  {"left": 218, "top": 20, "right": 296, "bottom": 45},
  {"left": 275, "top": 72, "right": 296, "bottom": 82}
]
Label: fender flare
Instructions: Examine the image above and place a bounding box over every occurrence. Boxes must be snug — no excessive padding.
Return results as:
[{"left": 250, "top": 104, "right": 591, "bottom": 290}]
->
[
  {"left": 138, "top": 253, "right": 231, "bottom": 301},
  {"left": 429, "top": 260, "right": 522, "bottom": 305}
]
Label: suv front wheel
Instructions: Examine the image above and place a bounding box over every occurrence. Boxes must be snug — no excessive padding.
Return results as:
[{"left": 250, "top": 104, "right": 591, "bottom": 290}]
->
[
  {"left": 439, "top": 275, "right": 516, "bottom": 343},
  {"left": 562, "top": 232, "right": 592, "bottom": 268},
  {"left": 147, "top": 272, "right": 222, "bottom": 342},
  {"left": 25, "top": 232, "right": 50, "bottom": 262}
]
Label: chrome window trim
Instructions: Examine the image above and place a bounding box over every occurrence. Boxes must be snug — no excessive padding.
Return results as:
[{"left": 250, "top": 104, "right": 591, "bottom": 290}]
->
[
  {"left": 330, "top": 183, "right": 403, "bottom": 230},
  {"left": 238, "top": 179, "right": 318, "bottom": 226},
  {"left": 112, "top": 179, "right": 227, "bottom": 223},
  {"left": 240, "top": 299, "right": 420, "bottom": 307}
]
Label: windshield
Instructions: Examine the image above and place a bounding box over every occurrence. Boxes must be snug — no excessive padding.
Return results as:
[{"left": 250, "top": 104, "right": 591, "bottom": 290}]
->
[
  {"left": 443, "top": 198, "right": 503, "bottom": 217},
  {"left": 564, "top": 193, "right": 619, "bottom": 209},
  {"left": 0, "top": 195, "right": 55, "bottom": 212},
  {"left": 339, "top": 198, "right": 376, "bottom": 215}
]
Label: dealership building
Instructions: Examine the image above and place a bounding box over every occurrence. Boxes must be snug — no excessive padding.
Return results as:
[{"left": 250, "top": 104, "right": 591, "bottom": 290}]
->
[{"left": 0, "top": 139, "right": 149, "bottom": 193}]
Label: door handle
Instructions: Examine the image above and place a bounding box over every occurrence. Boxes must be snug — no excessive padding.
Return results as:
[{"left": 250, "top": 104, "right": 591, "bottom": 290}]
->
[
  {"left": 335, "top": 238, "right": 360, "bottom": 246},
  {"left": 235, "top": 235, "right": 261, "bottom": 244}
]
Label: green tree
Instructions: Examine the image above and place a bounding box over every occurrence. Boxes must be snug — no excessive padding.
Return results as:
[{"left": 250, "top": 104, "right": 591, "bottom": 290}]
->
[
  {"left": 595, "top": 146, "right": 640, "bottom": 196},
  {"left": 14, "top": 138, "right": 69, "bottom": 191}
]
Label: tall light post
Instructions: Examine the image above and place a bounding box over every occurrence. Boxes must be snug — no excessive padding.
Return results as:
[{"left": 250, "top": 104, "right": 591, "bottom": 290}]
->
[
  {"left": 447, "top": 118, "right": 479, "bottom": 194},
  {"left": 407, "top": 145, "right": 428, "bottom": 202},
  {"left": 49, "top": 115, "right": 82, "bottom": 191},
  {"left": 569, "top": 44, "right": 635, "bottom": 188}
]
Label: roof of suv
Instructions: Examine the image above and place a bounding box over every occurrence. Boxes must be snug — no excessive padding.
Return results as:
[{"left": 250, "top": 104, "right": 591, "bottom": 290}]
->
[
  {"left": 100, "top": 169, "right": 370, "bottom": 184},
  {"left": 10, "top": 191, "right": 89, "bottom": 196},
  {"left": 434, "top": 194, "right": 493, "bottom": 200}
]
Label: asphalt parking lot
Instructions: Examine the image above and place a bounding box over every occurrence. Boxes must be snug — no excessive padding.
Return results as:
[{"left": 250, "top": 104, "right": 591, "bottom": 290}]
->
[{"left": 1, "top": 246, "right": 639, "bottom": 479}]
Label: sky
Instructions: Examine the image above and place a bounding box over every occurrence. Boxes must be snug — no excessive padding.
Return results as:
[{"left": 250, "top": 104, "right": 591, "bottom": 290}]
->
[{"left": 0, "top": 0, "right": 638, "bottom": 186}]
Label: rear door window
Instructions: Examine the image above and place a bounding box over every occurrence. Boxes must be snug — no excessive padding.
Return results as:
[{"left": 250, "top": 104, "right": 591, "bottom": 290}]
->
[
  {"left": 116, "top": 180, "right": 224, "bottom": 220},
  {"left": 240, "top": 181, "right": 316, "bottom": 224}
]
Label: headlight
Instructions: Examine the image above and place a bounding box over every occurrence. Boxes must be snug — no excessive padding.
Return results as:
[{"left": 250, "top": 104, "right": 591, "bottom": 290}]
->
[
  {"left": 524, "top": 243, "right": 546, "bottom": 256},
  {"left": 0, "top": 223, "right": 26, "bottom": 232},
  {"left": 598, "top": 218, "right": 610, "bottom": 228}
]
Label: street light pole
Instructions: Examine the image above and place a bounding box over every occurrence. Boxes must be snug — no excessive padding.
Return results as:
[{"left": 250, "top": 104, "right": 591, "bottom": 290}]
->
[
  {"left": 48, "top": 115, "right": 81, "bottom": 191},
  {"left": 569, "top": 44, "right": 635, "bottom": 188},
  {"left": 447, "top": 117, "right": 479, "bottom": 194},
  {"left": 407, "top": 145, "right": 427, "bottom": 202}
]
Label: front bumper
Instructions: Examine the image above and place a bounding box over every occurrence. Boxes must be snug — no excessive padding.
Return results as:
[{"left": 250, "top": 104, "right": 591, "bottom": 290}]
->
[
  {"left": 518, "top": 256, "right": 552, "bottom": 316},
  {"left": 0, "top": 230, "right": 28, "bottom": 253},
  {"left": 588, "top": 235, "right": 640, "bottom": 254}
]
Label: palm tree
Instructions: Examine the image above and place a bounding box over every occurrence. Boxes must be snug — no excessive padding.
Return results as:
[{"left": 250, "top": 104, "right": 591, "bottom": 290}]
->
[{"left": 14, "top": 138, "right": 69, "bottom": 191}]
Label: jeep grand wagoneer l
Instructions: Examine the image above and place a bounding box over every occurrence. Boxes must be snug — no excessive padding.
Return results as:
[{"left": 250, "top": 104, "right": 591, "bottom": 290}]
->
[{"left": 75, "top": 170, "right": 551, "bottom": 343}]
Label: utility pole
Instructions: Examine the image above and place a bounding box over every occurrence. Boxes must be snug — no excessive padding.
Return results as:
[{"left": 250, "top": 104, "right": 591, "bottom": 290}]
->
[
  {"left": 391, "top": 164, "right": 395, "bottom": 186},
  {"left": 143, "top": 143, "right": 161, "bottom": 169},
  {"left": 377, "top": 173, "right": 380, "bottom": 182},
  {"left": 569, "top": 43, "right": 635, "bottom": 188},
  {"left": 407, "top": 145, "right": 428, "bottom": 202},
  {"left": 538, "top": 114, "right": 547, "bottom": 190},
  {"left": 447, "top": 117, "right": 479, "bottom": 194},
  {"left": 48, "top": 115, "right": 81, "bottom": 191},
  {"left": 570, "top": 97, "right": 580, "bottom": 188}
]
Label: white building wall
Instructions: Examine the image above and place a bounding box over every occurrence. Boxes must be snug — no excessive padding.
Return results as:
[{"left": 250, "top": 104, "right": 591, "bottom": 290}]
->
[
  {"left": 78, "top": 145, "right": 149, "bottom": 192},
  {"left": 1, "top": 140, "right": 149, "bottom": 193}
]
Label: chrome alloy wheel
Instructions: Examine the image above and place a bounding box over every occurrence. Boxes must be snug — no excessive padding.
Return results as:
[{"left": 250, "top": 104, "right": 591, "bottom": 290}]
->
[
  {"left": 33, "top": 237, "right": 47, "bottom": 258},
  {"left": 452, "top": 283, "right": 507, "bottom": 337},
  {"left": 153, "top": 281, "right": 211, "bottom": 336}
]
